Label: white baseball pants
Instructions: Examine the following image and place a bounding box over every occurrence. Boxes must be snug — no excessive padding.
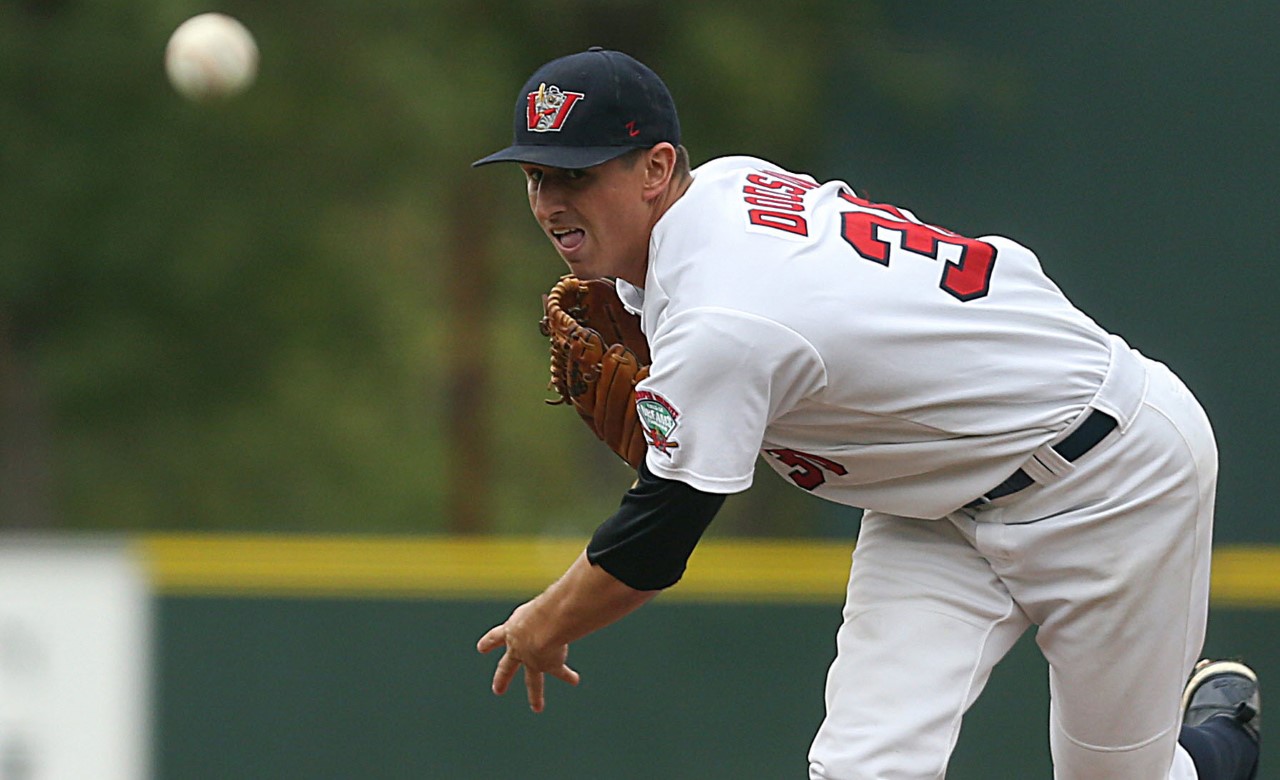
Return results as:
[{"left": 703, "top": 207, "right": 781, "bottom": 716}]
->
[{"left": 809, "top": 354, "right": 1216, "bottom": 779}]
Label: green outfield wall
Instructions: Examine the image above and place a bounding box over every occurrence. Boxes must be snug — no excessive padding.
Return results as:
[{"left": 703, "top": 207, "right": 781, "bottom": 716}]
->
[{"left": 145, "top": 535, "right": 1279, "bottom": 779}]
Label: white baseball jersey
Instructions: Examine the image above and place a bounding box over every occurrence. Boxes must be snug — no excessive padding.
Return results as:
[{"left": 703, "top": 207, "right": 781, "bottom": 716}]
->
[
  {"left": 621, "top": 155, "right": 1130, "bottom": 519},
  {"left": 613, "top": 155, "right": 1217, "bottom": 779}
]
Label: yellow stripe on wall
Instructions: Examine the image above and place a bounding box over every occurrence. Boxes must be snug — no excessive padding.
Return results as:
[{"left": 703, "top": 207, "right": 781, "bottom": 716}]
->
[
  {"left": 139, "top": 535, "right": 591, "bottom": 601},
  {"left": 1206, "top": 547, "right": 1280, "bottom": 608},
  {"left": 137, "top": 534, "right": 1280, "bottom": 606}
]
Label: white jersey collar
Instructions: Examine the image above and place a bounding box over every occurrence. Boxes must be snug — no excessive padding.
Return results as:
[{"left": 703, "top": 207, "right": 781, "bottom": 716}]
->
[{"left": 614, "top": 278, "right": 645, "bottom": 315}]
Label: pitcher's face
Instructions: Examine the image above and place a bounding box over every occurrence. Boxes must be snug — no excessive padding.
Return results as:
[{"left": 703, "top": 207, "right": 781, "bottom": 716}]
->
[{"left": 522, "top": 153, "right": 654, "bottom": 285}]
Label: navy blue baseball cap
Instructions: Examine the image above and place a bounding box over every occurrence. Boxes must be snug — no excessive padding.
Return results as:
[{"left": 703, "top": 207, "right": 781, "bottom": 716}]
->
[{"left": 472, "top": 47, "right": 680, "bottom": 169}]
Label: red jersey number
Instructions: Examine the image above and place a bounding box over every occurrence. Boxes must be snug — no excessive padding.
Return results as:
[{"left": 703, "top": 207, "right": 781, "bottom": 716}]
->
[
  {"left": 838, "top": 193, "right": 997, "bottom": 301},
  {"left": 764, "top": 448, "right": 848, "bottom": 491}
]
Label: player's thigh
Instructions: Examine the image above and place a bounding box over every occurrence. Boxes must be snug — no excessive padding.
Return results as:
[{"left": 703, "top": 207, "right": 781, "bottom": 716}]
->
[
  {"left": 1019, "top": 373, "right": 1214, "bottom": 777},
  {"left": 1036, "top": 501, "right": 1209, "bottom": 755},
  {"left": 809, "top": 512, "right": 1031, "bottom": 780},
  {"left": 1038, "top": 504, "right": 1211, "bottom": 776}
]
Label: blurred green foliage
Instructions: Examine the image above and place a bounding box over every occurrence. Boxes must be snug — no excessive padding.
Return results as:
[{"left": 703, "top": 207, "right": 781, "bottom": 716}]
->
[
  {"left": 0, "top": 1, "right": 889, "bottom": 533},
  {"left": 3, "top": 1, "right": 1275, "bottom": 541}
]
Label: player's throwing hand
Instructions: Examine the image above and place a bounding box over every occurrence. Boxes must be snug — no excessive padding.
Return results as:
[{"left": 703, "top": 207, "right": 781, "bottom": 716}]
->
[
  {"left": 477, "top": 603, "right": 580, "bottom": 713},
  {"left": 475, "top": 552, "right": 655, "bottom": 713}
]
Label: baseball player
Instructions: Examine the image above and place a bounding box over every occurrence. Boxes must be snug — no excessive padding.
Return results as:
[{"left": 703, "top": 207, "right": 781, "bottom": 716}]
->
[{"left": 473, "top": 48, "right": 1261, "bottom": 779}]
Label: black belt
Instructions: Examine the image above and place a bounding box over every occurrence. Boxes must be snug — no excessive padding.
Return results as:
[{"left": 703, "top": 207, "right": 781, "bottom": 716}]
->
[{"left": 966, "top": 409, "right": 1118, "bottom": 507}]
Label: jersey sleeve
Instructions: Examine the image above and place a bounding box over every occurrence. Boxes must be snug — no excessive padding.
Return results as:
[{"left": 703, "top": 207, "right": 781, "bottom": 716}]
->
[
  {"left": 637, "top": 307, "right": 826, "bottom": 493},
  {"left": 587, "top": 457, "right": 726, "bottom": 590}
]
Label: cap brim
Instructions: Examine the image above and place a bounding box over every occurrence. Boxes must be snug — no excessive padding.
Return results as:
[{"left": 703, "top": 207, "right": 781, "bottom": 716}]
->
[{"left": 471, "top": 144, "right": 636, "bottom": 169}]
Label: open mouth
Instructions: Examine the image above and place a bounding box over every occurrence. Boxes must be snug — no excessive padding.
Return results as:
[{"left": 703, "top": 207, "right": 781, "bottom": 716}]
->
[{"left": 551, "top": 227, "right": 585, "bottom": 251}]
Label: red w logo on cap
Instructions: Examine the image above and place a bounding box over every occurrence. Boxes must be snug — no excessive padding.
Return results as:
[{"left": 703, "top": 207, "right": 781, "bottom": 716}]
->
[{"left": 526, "top": 83, "right": 585, "bottom": 133}]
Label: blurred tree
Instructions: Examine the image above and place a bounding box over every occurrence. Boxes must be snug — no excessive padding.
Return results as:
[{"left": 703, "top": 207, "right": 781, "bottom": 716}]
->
[
  {"left": 0, "top": 0, "right": 1015, "bottom": 537},
  {"left": 0, "top": 313, "right": 53, "bottom": 527}
]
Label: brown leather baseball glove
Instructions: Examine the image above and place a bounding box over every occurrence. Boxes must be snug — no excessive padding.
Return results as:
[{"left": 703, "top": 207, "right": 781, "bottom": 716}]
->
[{"left": 540, "top": 275, "right": 651, "bottom": 469}]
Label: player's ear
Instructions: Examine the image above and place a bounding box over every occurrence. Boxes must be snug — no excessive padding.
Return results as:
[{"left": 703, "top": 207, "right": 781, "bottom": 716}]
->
[{"left": 641, "top": 143, "right": 678, "bottom": 200}]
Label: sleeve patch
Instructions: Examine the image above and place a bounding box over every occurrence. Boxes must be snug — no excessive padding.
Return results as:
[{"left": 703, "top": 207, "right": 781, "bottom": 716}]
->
[{"left": 635, "top": 389, "right": 681, "bottom": 457}]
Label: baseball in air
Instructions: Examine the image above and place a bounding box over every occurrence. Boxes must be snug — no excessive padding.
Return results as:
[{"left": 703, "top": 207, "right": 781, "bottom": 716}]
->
[{"left": 165, "top": 13, "right": 259, "bottom": 102}]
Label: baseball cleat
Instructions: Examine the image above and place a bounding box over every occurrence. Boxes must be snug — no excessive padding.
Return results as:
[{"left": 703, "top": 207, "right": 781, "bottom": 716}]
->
[{"left": 1181, "top": 659, "right": 1262, "bottom": 744}]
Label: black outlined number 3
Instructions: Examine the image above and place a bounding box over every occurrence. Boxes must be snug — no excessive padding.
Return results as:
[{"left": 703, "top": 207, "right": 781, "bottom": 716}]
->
[{"left": 838, "top": 192, "right": 997, "bottom": 301}]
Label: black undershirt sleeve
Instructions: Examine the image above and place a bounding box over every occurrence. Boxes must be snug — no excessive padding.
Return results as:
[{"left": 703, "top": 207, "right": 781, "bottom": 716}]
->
[{"left": 586, "top": 458, "right": 728, "bottom": 591}]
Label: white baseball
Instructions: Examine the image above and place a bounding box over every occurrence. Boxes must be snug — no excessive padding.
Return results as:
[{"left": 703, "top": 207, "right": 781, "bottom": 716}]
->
[{"left": 165, "top": 13, "right": 259, "bottom": 102}]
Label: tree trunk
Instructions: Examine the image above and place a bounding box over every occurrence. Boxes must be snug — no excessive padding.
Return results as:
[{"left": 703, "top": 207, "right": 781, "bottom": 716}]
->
[
  {"left": 442, "top": 178, "right": 495, "bottom": 534},
  {"left": 0, "top": 313, "right": 54, "bottom": 528}
]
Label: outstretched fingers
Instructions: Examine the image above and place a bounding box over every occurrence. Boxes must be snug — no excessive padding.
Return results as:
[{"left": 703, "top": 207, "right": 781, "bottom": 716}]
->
[
  {"left": 477, "top": 626, "right": 519, "bottom": 696},
  {"left": 523, "top": 662, "right": 579, "bottom": 713},
  {"left": 493, "top": 649, "right": 520, "bottom": 696},
  {"left": 477, "top": 617, "right": 580, "bottom": 712},
  {"left": 549, "top": 663, "right": 581, "bottom": 687},
  {"left": 525, "top": 667, "right": 545, "bottom": 712},
  {"left": 476, "top": 624, "right": 507, "bottom": 654}
]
